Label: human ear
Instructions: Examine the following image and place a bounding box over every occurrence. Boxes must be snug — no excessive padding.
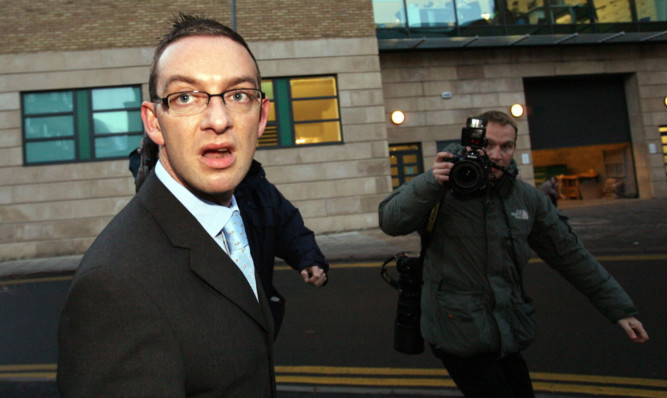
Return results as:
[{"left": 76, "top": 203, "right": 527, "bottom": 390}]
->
[
  {"left": 256, "top": 98, "right": 270, "bottom": 139},
  {"left": 141, "top": 101, "right": 165, "bottom": 146}
]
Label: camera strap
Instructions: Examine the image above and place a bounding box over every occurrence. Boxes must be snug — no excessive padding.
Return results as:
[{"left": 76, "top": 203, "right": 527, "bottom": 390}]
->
[
  {"left": 381, "top": 200, "right": 442, "bottom": 289},
  {"left": 419, "top": 200, "right": 441, "bottom": 264}
]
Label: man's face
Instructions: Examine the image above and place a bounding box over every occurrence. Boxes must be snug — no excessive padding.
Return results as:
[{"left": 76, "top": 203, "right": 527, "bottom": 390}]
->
[
  {"left": 141, "top": 36, "right": 269, "bottom": 205},
  {"left": 484, "top": 121, "right": 517, "bottom": 180}
]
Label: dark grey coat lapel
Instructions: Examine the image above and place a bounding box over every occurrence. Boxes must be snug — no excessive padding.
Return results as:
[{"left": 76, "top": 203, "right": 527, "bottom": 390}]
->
[{"left": 138, "top": 172, "right": 273, "bottom": 335}]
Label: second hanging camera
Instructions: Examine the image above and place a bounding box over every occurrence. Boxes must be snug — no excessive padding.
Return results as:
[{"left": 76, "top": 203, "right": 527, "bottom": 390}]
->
[{"left": 445, "top": 117, "right": 492, "bottom": 195}]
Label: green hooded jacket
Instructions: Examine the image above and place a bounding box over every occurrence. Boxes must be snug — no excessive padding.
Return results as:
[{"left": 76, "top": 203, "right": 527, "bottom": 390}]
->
[{"left": 378, "top": 156, "right": 637, "bottom": 357}]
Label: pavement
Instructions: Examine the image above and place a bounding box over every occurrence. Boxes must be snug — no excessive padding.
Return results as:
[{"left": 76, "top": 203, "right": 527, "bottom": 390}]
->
[{"left": 1, "top": 197, "right": 665, "bottom": 278}]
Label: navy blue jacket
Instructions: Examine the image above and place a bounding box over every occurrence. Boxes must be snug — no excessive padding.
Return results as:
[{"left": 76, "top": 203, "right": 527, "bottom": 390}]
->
[
  {"left": 130, "top": 150, "right": 328, "bottom": 337},
  {"left": 235, "top": 161, "right": 329, "bottom": 336}
]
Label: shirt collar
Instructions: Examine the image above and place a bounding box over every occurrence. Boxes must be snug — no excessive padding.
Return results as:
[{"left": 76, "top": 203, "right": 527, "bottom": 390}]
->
[{"left": 155, "top": 160, "right": 236, "bottom": 238}]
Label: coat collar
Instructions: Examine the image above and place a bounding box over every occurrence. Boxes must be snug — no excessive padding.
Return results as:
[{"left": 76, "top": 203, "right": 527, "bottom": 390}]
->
[
  {"left": 489, "top": 159, "right": 519, "bottom": 198},
  {"left": 137, "top": 172, "right": 274, "bottom": 336}
]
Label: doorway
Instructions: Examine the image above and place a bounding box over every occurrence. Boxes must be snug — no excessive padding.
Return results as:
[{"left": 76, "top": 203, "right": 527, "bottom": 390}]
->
[
  {"left": 524, "top": 74, "right": 638, "bottom": 200},
  {"left": 389, "top": 143, "right": 423, "bottom": 189}
]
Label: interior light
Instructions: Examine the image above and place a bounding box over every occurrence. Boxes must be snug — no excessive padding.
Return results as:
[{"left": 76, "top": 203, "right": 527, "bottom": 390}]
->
[
  {"left": 510, "top": 104, "right": 525, "bottom": 118},
  {"left": 664, "top": 96, "right": 667, "bottom": 108},
  {"left": 391, "top": 110, "right": 406, "bottom": 125}
]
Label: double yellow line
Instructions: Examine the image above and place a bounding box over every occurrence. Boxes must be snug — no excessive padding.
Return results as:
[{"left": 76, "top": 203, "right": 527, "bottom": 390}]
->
[
  {"left": 2, "top": 364, "right": 665, "bottom": 397},
  {"left": 0, "top": 363, "right": 56, "bottom": 379},
  {"left": 275, "top": 365, "right": 667, "bottom": 397}
]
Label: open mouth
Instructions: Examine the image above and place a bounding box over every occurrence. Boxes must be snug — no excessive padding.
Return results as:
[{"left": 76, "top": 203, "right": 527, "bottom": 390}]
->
[
  {"left": 200, "top": 145, "right": 235, "bottom": 169},
  {"left": 203, "top": 147, "right": 231, "bottom": 158},
  {"left": 204, "top": 148, "right": 231, "bottom": 158}
]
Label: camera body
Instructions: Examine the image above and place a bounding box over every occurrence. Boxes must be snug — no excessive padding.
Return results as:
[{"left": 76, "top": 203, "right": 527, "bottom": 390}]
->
[
  {"left": 393, "top": 254, "right": 424, "bottom": 354},
  {"left": 446, "top": 117, "right": 492, "bottom": 195}
]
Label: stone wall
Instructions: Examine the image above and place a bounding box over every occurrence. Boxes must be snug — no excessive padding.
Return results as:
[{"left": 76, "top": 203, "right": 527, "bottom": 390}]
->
[
  {"left": 0, "top": 1, "right": 387, "bottom": 261},
  {"left": 380, "top": 43, "right": 667, "bottom": 198}
]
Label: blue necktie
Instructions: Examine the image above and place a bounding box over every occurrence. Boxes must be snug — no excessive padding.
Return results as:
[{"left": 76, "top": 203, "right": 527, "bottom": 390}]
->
[{"left": 222, "top": 210, "right": 258, "bottom": 300}]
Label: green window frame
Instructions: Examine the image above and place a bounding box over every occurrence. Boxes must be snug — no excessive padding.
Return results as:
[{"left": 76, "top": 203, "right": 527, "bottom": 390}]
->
[
  {"left": 661, "top": 125, "right": 667, "bottom": 175},
  {"left": 22, "top": 86, "right": 143, "bottom": 165},
  {"left": 389, "top": 143, "right": 423, "bottom": 189},
  {"left": 259, "top": 76, "right": 343, "bottom": 148}
]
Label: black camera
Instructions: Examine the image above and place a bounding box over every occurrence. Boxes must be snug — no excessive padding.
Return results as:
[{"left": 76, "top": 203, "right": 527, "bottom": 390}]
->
[
  {"left": 381, "top": 253, "right": 424, "bottom": 354},
  {"left": 445, "top": 117, "right": 492, "bottom": 195}
]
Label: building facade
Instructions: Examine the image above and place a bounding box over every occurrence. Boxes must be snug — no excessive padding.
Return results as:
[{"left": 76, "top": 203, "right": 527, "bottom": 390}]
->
[
  {"left": 0, "top": 0, "right": 389, "bottom": 261},
  {"left": 0, "top": 0, "right": 665, "bottom": 261},
  {"left": 377, "top": 0, "right": 666, "bottom": 200}
]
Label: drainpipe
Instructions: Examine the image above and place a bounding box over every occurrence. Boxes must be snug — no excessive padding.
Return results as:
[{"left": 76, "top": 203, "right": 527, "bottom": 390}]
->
[{"left": 232, "top": 0, "right": 236, "bottom": 31}]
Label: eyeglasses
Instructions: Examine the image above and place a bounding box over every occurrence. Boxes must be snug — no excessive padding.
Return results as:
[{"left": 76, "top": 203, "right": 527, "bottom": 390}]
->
[{"left": 156, "top": 89, "right": 265, "bottom": 116}]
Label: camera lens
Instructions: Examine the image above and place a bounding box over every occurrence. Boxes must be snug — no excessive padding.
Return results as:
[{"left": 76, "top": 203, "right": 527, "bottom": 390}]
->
[{"left": 450, "top": 160, "right": 484, "bottom": 193}]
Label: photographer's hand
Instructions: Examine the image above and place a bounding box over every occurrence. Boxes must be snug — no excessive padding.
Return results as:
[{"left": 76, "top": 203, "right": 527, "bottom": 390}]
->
[
  {"left": 432, "top": 152, "right": 454, "bottom": 185},
  {"left": 617, "top": 316, "right": 649, "bottom": 343}
]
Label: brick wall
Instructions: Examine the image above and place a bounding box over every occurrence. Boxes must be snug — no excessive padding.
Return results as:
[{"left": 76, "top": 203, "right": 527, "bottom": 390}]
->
[{"left": 0, "top": 0, "right": 375, "bottom": 55}]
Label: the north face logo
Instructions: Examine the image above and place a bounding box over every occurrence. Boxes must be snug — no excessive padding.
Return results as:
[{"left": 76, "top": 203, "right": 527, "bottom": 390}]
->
[{"left": 512, "top": 209, "right": 530, "bottom": 220}]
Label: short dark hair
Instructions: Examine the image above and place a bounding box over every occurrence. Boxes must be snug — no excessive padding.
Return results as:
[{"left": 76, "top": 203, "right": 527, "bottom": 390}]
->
[
  {"left": 478, "top": 110, "right": 518, "bottom": 141},
  {"left": 148, "top": 13, "right": 261, "bottom": 101}
]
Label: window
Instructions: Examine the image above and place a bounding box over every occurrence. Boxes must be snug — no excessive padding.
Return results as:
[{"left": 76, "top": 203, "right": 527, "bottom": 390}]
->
[
  {"left": 373, "top": 0, "right": 667, "bottom": 38},
  {"left": 22, "top": 86, "right": 143, "bottom": 165},
  {"left": 389, "top": 144, "right": 423, "bottom": 189},
  {"left": 661, "top": 125, "right": 667, "bottom": 175},
  {"left": 259, "top": 76, "right": 342, "bottom": 148}
]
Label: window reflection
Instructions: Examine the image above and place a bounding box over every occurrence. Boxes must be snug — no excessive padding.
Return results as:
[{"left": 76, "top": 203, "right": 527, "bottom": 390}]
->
[
  {"left": 523, "top": 0, "right": 597, "bottom": 25},
  {"left": 23, "top": 91, "right": 73, "bottom": 115},
  {"left": 373, "top": 0, "right": 666, "bottom": 35},
  {"left": 373, "top": 0, "right": 405, "bottom": 27},
  {"left": 637, "top": 0, "right": 666, "bottom": 22},
  {"left": 457, "top": 0, "right": 489, "bottom": 25},
  {"left": 406, "top": 1, "right": 456, "bottom": 27}
]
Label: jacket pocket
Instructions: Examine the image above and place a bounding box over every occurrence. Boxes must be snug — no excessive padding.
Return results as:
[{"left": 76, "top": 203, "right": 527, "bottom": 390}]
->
[
  {"left": 433, "top": 291, "right": 496, "bottom": 356},
  {"left": 509, "top": 298, "right": 537, "bottom": 350}
]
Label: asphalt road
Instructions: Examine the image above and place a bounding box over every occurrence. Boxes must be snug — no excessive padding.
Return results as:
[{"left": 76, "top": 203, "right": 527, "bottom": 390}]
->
[
  {"left": 1, "top": 255, "right": 665, "bottom": 397},
  {"left": 272, "top": 258, "right": 666, "bottom": 396}
]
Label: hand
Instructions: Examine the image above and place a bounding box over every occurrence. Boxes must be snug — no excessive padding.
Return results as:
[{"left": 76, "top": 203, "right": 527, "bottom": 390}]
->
[
  {"left": 300, "top": 265, "right": 327, "bottom": 287},
  {"left": 432, "top": 152, "right": 455, "bottom": 185},
  {"left": 617, "top": 316, "right": 649, "bottom": 343}
]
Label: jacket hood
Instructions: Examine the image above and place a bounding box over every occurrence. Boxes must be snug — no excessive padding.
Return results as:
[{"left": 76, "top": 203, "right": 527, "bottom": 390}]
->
[{"left": 238, "top": 160, "right": 265, "bottom": 191}]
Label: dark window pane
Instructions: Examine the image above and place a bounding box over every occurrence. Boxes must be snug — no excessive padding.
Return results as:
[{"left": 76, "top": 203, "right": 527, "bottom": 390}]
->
[
  {"left": 95, "top": 134, "right": 142, "bottom": 158},
  {"left": 23, "top": 92, "right": 73, "bottom": 115},
  {"left": 24, "top": 116, "right": 74, "bottom": 139},
  {"left": 26, "top": 140, "right": 75, "bottom": 163}
]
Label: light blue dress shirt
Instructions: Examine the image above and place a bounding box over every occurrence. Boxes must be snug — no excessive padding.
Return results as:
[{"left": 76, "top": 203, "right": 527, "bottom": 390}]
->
[{"left": 154, "top": 161, "right": 258, "bottom": 299}]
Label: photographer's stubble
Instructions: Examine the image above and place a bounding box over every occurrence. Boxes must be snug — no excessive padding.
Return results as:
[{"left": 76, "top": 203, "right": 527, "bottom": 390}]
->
[
  {"left": 432, "top": 121, "right": 516, "bottom": 185},
  {"left": 485, "top": 121, "right": 517, "bottom": 180}
]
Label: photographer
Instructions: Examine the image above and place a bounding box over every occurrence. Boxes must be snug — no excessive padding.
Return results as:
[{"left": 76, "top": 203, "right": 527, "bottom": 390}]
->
[{"left": 378, "top": 110, "right": 648, "bottom": 397}]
